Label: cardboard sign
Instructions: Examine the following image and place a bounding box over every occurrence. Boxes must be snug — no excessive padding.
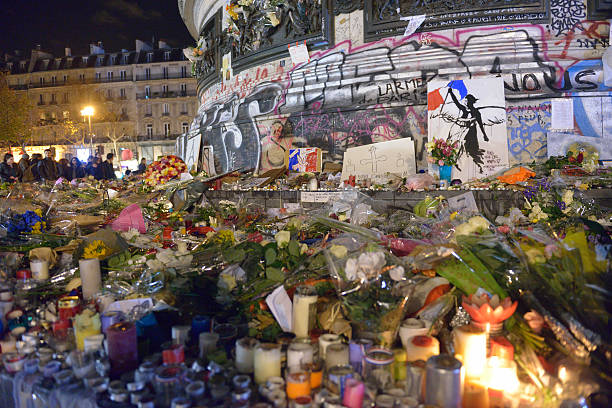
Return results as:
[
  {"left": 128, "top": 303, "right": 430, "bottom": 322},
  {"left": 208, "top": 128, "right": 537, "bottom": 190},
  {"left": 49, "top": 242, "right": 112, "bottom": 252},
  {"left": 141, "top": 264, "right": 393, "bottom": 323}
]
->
[
  {"left": 288, "top": 43, "right": 310, "bottom": 65},
  {"left": 286, "top": 148, "right": 322, "bottom": 172},
  {"left": 341, "top": 138, "right": 416, "bottom": 181}
]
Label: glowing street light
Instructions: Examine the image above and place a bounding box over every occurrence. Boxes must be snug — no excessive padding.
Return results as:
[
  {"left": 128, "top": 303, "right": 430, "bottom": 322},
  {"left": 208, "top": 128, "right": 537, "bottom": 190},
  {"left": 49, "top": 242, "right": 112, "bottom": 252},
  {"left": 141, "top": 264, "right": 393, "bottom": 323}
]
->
[{"left": 80, "top": 106, "right": 94, "bottom": 152}]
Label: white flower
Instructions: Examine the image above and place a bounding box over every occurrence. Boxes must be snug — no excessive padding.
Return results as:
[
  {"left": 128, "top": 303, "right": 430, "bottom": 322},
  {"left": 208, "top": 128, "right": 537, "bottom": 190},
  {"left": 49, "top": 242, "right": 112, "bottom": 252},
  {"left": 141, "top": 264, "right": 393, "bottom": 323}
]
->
[
  {"left": 275, "top": 230, "right": 291, "bottom": 248},
  {"left": 528, "top": 203, "right": 548, "bottom": 222},
  {"left": 389, "top": 266, "right": 405, "bottom": 281},
  {"left": 358, "top": 252, "right": 386, "bottom": 273},
  {"left": 238, "top": 0, "right": 253, "bottom": 5},
  {"left": 176, "top": 242, "right": 188, "bottom": 255},
  {"left": 300, "top": 243, "right": 308, "bottom": 254},
  {"left": 146, "top": 259, "right": 165, "bottom": 271},
  {"left": 345, "top": 258, "right": 358, "bottom": 281}
]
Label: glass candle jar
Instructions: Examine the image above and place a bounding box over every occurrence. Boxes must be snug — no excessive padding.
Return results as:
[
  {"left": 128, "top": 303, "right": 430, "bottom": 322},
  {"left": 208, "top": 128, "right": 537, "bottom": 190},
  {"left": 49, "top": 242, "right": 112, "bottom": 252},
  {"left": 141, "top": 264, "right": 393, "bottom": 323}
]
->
[
  {"left": 292, "top": 286, "right": 318, "bottom": 338},
  {"left": 303, "top": 359, "right": 324, "bottom": 390},
  {"left": 191, "top": 315, "right": 211, "bottom": 343},
  {"left": 199, "top": 332, "right": 219, "bottom": 358},
  {"left": 154, "top": 364, "right": 186, "bottom": 407},
  {"left": 254, "top": 343, "right": 282, "bottom": 385},
  {"left": 349, "top": 338, "right": 372, "bottom": 375},
  {"left": 214, "top": 322, "right": 238, "bottom": 357},
  {"left": 325, "top": 343, "right": 349, "bottom": 370},
  {"left": 107, "top": 322, "right": 138, "bottom": 377},
  {"left": 325, "top": 365, "right": 354, "bottom": 396},
  {"left": 235, "top": 337, "right": 259, "bottom": 374},
  {"left": 286, "top": 366, "right": 311, "bottom": 400},
  {"left": 363, "top": 348, "right": 395, "bottom": 391},
  {"left": 287, "top": 342, "right": 314, "bottom": 370}
]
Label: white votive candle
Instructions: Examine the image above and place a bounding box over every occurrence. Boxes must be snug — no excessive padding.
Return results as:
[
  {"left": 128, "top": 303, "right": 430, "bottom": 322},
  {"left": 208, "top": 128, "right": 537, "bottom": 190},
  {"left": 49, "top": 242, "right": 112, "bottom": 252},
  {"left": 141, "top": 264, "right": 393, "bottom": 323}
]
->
[
  {"left": 287, "top": 342, "right": 314, "bottom": 369},
  {"left": 79, "top": 258, "right": 101, "bottom": 300},
  {"left": 254, "top": 343, "right": 281, "bottom": 385},
  {"left": 235, "top": 337, "right": 259, "bottom": 374},
  {"left": 453, "top": 324, "right": 486, "bottom": 379},
  {"left": 30, "top": 260, "right": 49, "bottom": 280},
  {"left": 292, "top": 286, "right": 318, "bottom": 338}
]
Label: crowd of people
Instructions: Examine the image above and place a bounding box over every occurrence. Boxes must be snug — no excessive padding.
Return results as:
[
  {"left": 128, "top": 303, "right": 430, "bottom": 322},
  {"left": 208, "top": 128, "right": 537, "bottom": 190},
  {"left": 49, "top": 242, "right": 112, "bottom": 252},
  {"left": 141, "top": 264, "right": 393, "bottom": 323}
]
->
[{"left": 0, "top": 150, "right": 147, "bottom": 183}]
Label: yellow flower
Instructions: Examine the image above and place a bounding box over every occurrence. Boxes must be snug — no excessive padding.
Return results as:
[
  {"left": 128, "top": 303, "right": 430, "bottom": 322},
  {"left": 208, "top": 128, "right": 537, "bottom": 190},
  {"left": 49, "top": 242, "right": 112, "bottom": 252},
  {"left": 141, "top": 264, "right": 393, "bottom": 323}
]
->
[
  {"left": 329, "top": 245, "right": 348, "bottom": 259},
  {"left": 226, "top": 4, "right": 239, "bottom": 20},
  {"left": 34, "top": 209, "right": 43, "bottom": 216},
  {"left": 267, "top": 12, "right": 280, "bottom": 26},
  {"left": 275, "top": 230, "right": 291, "bottom": 248}
]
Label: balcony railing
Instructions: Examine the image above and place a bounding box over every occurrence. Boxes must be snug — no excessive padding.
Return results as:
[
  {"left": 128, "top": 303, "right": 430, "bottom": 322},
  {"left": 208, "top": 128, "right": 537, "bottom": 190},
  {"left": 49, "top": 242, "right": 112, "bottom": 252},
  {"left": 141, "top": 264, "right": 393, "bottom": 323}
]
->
[
  {"left": 135, "top": 91, "right": 197, "bottom": 100},
  {"left": 135, "top": 73, "right": 191, "bottom": 81},
  {"left": 11, "top": 76, "right": 134, "bottom": 90},
  {"left": 136, "top": 133, "right": 180, "bottom": 141}
]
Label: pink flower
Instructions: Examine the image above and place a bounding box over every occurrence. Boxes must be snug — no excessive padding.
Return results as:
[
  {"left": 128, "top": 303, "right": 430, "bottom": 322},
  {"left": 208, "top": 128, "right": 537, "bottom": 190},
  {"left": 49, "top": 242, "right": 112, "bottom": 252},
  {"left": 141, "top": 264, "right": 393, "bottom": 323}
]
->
[
  {"left": 438, "top": 159, "right": 444, "bottom": 166},
  {"left": 497, "top": 225, "right": 510, "bottom": 234}
]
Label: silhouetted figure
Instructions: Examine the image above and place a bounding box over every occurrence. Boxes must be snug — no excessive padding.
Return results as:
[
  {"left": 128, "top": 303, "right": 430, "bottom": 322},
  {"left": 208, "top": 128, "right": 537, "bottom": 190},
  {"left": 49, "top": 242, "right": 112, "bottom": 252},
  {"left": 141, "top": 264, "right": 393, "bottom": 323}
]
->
[{"left": 447, "top": 89, "right": 488, "bottom": 173}]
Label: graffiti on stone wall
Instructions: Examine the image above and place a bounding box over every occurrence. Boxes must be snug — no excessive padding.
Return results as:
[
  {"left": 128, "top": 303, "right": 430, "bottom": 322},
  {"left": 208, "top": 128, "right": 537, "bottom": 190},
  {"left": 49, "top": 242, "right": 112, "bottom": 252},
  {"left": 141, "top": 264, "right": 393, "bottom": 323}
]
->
[
  {"left": 550, "top": 0, "right": 586, "bottom": 36},
  {"left": 192, "top": 23, "right": 610, "bottom": 174},
  {"left": 506, "top": 103, "right": 550, "bottom": 164}
]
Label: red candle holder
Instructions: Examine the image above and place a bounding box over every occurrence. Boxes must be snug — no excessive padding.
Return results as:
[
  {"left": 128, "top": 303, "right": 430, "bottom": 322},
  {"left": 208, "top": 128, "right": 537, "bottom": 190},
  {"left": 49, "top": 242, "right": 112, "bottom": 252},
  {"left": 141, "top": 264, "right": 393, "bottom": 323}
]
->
[
  {"left": 16, "top": 270, "right": 31, "bottom": 280},
  {"left": 162, "top": 344, "right": 185, "bottom": 365}
]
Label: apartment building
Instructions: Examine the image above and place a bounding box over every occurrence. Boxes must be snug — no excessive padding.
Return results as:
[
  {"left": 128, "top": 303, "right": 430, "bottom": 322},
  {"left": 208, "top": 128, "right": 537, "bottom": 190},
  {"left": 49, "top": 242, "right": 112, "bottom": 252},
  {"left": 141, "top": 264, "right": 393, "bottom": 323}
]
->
[{"left": 2, "top": 40, "right": 198, "bottom": 161}]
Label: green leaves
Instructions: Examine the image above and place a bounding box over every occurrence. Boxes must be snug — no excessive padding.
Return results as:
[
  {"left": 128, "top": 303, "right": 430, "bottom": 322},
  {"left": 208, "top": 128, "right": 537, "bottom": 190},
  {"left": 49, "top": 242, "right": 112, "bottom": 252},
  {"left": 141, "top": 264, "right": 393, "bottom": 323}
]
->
[
  {"left": 265, "top": 246, "right": 277, "bottom": 264},
  {"left": 222, "top": 248, "right": 246, "bottom": 264},
  {"left": 288, "top": 240, "right": 300, "bottom": 257},
  {"left": 265, "top": 267, "right": 284, "bottom": 282}
]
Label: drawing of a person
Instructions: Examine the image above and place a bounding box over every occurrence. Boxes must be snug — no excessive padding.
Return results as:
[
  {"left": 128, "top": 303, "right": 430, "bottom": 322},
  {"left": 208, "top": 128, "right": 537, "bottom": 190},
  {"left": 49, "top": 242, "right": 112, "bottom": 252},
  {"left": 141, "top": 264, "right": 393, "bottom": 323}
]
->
[{"left": 447, "top": 89, "right": 488, "bottom": 173}]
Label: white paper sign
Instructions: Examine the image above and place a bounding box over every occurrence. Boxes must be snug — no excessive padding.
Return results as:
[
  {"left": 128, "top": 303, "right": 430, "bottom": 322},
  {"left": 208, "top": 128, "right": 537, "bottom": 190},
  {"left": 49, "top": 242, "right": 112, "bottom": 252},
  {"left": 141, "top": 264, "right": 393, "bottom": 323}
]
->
[
  {"left": 266, "top": 285, "right": 292, "bottom": 332},
  {"left": 301, "top": 191, "right": 345, "bottom": 203},
  {"left": 401, "top": 14, "right": 426, "bottom": 37},
  {"left": 551, "top": 99, "right": 574, "bottom": 130},
  {"left": 341, "top": 138, "right": 416, "bottom": 181},
  {"left": 288, "top": 43, "right": 310, "bottom": 65},
  {"left": 185, "top": 134, "right": 202, "bottom": 172},
  {"left": 447, "top": 191, "right": 479, "bottom": 214},
  {"left": 201, "top": 145, "right": 216, "bottom": 175}
]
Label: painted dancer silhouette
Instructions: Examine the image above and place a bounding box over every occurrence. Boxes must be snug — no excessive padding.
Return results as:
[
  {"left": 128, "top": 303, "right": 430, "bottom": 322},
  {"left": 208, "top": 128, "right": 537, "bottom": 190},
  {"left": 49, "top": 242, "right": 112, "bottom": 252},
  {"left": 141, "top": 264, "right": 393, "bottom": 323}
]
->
[{"left": 447, "top": 88, "right": 488, "bottom": 173}]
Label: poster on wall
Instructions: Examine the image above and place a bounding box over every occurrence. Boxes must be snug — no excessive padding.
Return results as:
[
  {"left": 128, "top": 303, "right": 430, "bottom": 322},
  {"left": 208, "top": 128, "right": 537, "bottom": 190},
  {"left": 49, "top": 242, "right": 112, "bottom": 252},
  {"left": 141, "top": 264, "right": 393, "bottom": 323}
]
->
[
  {"left": 285, "top": 148, "right": 322, "bottom": 172},
  {"left": 175, "top": 135, "right": 186, "bottom": 160},
  {"left": 201, "top": 145, "right": 216, "bottom": 176},
  {"left": 341, "top": 138, "right": 416, "bottom": 181},
  {"left": 185, "top": 134, "right": 202, "bottom": 172},
  {"left": 547, "top": 132, "right": 611, "bottom": 160},
  {"left": 427, "top": 78, "right": 508, "bottom": 182}
]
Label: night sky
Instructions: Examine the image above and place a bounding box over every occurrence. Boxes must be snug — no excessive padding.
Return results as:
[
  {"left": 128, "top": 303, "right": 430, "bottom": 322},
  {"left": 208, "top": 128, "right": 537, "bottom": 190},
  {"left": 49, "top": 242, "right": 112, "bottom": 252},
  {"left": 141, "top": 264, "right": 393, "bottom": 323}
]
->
[{"left": 0, "top": 0, "right": 194, "bottom": 57}]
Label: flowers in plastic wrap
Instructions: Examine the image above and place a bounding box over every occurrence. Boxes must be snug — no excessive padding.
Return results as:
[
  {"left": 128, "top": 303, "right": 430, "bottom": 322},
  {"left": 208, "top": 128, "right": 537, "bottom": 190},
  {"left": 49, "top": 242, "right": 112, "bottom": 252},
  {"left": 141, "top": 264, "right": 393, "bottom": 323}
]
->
[
  {"left": 325, "top": 235, "right": 408, "bottom": 344},
  {"left": 426, "top": 137, "right": 460, "bottom": 166},
  {"left": 5, "top": 209, "right": 47, "bottom": 235},
  {"left": 83, "top": 240, "right": 111, "bottom": 259},
  {"left": 143, "top": 155, "right": 187, "bottom": 187}
]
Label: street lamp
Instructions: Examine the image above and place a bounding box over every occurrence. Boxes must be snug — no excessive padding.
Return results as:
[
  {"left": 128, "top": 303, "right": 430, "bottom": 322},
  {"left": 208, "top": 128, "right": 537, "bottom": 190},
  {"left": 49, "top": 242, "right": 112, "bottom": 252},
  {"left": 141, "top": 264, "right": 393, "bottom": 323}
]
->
[{"left": 80, "top": 106, "right": 94, "bottom": 153}]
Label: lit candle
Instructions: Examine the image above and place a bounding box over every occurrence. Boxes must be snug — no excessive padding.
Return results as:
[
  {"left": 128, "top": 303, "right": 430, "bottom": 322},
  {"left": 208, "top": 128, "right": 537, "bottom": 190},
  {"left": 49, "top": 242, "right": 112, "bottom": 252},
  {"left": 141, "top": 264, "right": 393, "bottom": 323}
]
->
[
  {"left": 287, "top": 342, "right": 314, "bottom": 369},
  {"left": 318, "top": 333, "right": 341, "bottom": 360},
  {"left": 254, "top": 343, "right": 281, "bottom": 385},
  {"left": 325, "top": 343, "right": 349, "bottom": 369},
  {"left": 342, "top": 378, "right": 365, "bottom": 408},
  {"left": 490, "top": 336, "right": 514, "bottom": 362},
  {"left": 235, "top": 337, "right": 259, "bottom": 374},
  {"left": 463, "top": 380, "right": 489, "bottom": 408},
  {"left": 405, "top": 335, "right": 439, "bottom": 363},
  {"left": 484, "top": 356, "right": 520, "bottom": 406},
  {"left": 30, "top": 260, "right": 49, "bottom": 281},
  {"left": 74, "top": 310, "right": 101, "bottom": 351},
  {"left": 79, "top": 258, "right": 101, "bottom": 300},
  {"left": 292, "top": 286, "right": 318, "bottom": 338},
  {"left": 107, "top": 322, "right": 138, "bottom": 376},
  {"left": 286, "top": 368, "right": 311, "bottom": 400},
  {"left": 453, "top": 324, "right": 486, "bottom": 379}
]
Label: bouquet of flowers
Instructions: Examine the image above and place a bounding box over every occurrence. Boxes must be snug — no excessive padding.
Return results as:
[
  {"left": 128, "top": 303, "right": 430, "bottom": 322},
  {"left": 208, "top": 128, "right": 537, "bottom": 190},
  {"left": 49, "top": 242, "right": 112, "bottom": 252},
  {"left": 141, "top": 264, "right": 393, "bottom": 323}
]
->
[
  {"left": 4, "top": 209, "right": 47, "bottom": 235},
  {"left": 325, "top": 234, "right": 408, "bottom": 344},
  {"left": 426, "top": 137, "right": 460, "bottom": 166},
  {"left": 83, "top": 240, "right": 111, "bottom": 259},
  {"left": 144, "top": 155, "right": 187, "bottom": 187}
]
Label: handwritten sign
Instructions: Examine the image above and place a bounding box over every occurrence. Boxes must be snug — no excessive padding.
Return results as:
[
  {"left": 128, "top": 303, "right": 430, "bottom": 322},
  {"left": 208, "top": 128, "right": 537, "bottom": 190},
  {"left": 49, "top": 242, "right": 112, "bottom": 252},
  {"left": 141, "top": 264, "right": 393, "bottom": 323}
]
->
[
  {"left": 341, "top": 138, "right": 416, "bottom": 181},
  {"left": 301, "top": 191, "right": 345, "bottom": 203},
  {"left": 551, "top": 99, "right": 574, "bottom": 130},
  {"left": 401, "top": 14, "right": 426, "bottom": 37}
]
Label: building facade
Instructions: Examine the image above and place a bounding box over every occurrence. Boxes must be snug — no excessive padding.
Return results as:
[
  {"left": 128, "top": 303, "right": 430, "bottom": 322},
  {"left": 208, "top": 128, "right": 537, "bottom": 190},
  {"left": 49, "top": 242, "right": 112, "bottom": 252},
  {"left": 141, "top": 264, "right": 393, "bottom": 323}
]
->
[{"left": 3, "top": 40, "right": 198, "bottom": 162}]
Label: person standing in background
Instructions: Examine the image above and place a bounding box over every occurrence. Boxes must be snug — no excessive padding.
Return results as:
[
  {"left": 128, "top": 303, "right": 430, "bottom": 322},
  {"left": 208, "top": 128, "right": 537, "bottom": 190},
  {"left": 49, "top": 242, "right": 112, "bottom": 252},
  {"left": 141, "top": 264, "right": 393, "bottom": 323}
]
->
[
  {"left": 18, "top": 153, "right": 30, "bottom": 180},
  {"left": 38, "top": 149, "right": 60, "bottom": 182}
]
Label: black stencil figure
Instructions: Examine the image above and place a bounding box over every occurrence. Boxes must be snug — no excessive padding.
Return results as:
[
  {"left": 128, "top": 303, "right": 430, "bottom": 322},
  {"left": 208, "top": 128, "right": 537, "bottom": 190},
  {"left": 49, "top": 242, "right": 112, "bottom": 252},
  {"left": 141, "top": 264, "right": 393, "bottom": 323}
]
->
[{"left": 447, "top": 88, "right": 489, "bottom": 173}]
